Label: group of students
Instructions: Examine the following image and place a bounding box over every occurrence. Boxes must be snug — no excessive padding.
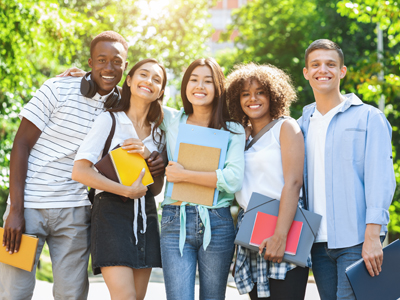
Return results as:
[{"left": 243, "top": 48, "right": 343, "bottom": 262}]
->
[{"left": 0, "top": 30, "right": 395, "bottom": 300}]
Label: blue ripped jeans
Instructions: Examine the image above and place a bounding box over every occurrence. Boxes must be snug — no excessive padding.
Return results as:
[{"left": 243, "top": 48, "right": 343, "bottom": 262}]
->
[{"left": 160, "top": 205, "right": 235, "bottom": 300}]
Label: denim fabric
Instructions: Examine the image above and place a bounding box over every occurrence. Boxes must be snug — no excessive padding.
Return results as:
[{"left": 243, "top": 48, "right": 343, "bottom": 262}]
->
[
  {"left": 91, "top": 191, "right": 161, "bottom": 275},
  {"left": 160, "top": 205, "right": 235, "bottom": 300},
  {"left": 311, "top": 236, "right": 385, "bottom": 300}
]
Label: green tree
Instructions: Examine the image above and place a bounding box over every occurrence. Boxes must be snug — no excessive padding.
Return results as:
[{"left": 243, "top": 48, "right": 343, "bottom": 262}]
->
[
  {"left": 337, "top": 0, "right": 400, "bottom": 240},
  {"left": 0, "top": 0, "right": 214, "bottom": 226},
  {"left": 0, "top": 0, "right": 88, "bottom": 223},
  {"left": 218, "top": 0, "right": 400, "bottom": 239},
  {"left": 219, "top": 0, "right": 381, "bottom": 116}
]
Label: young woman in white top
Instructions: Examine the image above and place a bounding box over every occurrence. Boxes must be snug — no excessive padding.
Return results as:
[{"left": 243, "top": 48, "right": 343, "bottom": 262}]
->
[
  {"left": 71, "top": 59, "right": 167, "bottom": 300},
  {"left": 226, "top": 63, "right": 310, "bottom": 300}
]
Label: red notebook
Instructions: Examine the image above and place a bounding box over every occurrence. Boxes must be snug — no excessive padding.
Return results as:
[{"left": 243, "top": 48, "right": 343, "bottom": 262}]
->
[{"left": 249, "top": 211, "right": 303, "bottom": 255}]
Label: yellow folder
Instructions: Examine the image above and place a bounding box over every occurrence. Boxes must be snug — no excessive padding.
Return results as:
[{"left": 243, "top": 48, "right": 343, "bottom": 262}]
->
[
  {"left": 0, "top": 227, "right": 39, "bottom": 272},
  {"left": 109, "top": 147, "right": 154, "bottom": 186}
]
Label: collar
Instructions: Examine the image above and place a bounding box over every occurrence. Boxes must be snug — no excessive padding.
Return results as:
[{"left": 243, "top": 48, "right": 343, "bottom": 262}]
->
[
  {"left": 86, "top": 74, "right": 115, "bottom": 102},
  {"left": 118, "top": 111, "right": 155, "bottom": 132},
  {"left": 302, "top": 93, "right": 363, "bottom": 120},
  {"left": 92, "top": 89, "right": 114, "bottom": 102}
]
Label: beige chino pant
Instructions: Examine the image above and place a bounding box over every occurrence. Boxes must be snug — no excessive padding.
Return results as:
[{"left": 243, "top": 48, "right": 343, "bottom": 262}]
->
[{"left": 0, "top": 205, "right": 91, "bottom": 300}]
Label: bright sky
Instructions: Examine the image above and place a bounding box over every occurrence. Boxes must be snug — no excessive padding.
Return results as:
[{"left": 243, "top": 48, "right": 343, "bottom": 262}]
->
[{"left": 136, "top": 0, "right": 172, "bottom": 18}]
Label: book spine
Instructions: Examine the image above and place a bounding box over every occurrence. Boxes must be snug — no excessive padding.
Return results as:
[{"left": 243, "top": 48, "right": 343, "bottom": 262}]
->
[{"left": 109, "top": 153, "right": 122, "bottom": 184}]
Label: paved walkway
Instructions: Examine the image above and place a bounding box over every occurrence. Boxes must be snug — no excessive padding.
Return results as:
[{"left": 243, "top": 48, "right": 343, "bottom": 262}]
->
[{"left": 32, "top": 268, "right": 321, "bottom": 300}]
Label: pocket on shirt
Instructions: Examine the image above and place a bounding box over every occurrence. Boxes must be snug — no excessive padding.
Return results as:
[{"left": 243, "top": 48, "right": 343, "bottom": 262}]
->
[{"left": 341, "top": 128, "right": 366, "bottom": 162}]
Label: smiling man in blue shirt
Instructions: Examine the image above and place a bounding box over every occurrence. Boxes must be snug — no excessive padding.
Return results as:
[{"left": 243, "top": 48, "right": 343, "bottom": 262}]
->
[{"left": 298, "top": 39, "right": 396, "bottom": 300}]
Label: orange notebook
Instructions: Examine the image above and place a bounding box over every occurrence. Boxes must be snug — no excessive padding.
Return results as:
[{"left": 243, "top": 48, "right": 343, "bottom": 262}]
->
[
  {"left": 0, "top": 227, "right": 39, "bottom": 272},
  {"left": 250, "top": 212, "right": 303, "bottom": 255},
  {"left": 171, "top": 143, "right": 220, "bottom": 206}
]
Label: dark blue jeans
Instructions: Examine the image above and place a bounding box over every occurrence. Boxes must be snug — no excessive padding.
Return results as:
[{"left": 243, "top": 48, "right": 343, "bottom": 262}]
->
[
  {"left": 160, "top": 205, "right": 235, "bottom": 300},
  {"left": 311, "top": 236, "right": 385, "bottom": 300}
]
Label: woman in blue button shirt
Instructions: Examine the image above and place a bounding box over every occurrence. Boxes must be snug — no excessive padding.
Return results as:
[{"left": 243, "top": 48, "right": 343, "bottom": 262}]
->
[{"left": 160, "top": 57, "right": 245, "bottom": 300}]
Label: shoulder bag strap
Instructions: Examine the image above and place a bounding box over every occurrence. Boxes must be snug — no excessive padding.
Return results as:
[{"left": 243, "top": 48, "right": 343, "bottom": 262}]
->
[
  {"left": 102, "top": 111, "right": 116, "bottom": 157},
  {"left": 245, "top": 116, "right": 290, "bottom": 151}
]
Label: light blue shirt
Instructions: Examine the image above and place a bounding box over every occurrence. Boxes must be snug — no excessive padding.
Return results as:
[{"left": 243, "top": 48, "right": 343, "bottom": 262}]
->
[
  {"left": 298, "top": 93, "right": 396, "bottom": 249},
  {"left": 160, "top": 106, "right": 245, "bottom": 254}
]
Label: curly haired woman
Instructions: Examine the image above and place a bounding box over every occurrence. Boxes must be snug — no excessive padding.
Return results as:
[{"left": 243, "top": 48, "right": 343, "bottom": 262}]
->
[{"left": 226, "top": 63, "right": 311, "bottom": 300}]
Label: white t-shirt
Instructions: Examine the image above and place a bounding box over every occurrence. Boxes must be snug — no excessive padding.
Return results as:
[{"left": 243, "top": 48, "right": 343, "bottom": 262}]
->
[
  {"left": 75, "top": 111, "right": 163, "bottom": 193},
  {"left": 235, "top": 118, "right": 289, "bottom": 210},
  {"left": 307, "top": 101, "right": 345, "bottom": 242},
  {"left": 10, "top": 77, "right": 110, "bottom": 209}
]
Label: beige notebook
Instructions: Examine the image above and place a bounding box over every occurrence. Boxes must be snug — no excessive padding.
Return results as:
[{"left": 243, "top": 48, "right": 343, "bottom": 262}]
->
[
  {"left": 0, "top": 227, "right": 39, "bottom": 272},
  {"left": 171, "top": 143, "right": 220, "bottom": 206}
]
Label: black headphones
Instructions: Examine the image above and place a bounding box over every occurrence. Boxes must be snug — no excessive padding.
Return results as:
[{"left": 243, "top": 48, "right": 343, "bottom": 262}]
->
[{"left": 80, "top": 72, "right": 121, "bottom": 108}]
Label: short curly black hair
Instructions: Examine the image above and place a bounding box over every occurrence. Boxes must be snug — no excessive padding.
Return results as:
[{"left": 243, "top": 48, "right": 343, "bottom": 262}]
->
[
  {"left": 90, "top": 31, "right": 128, "bottom": 58},
  {"left": 226, "top": 63, "right": 297, "bottom": 126}
]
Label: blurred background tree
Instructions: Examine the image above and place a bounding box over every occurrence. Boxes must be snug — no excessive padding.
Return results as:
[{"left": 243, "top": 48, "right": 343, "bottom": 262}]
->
[
  {"left": 0, "top": 0, "right": 213, "bottom": 224},
  {"left": 217, "top": 0, "right": 400, "bottom": 240}
]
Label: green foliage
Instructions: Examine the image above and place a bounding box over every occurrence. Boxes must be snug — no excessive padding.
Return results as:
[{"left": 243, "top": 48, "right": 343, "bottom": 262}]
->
[
  {"left": 337, "top": 0, "right": 400, "bottom": 240},
  {"left": 0, "top": 0, "right": 89, "bottom": 209},
  {"left": 36, "top": 243, "right": 53, "bottom": 283},
  {"left": 337, "top": 1, "right": 400, "bottom": 47},
  {"left": 219, "top": 0, "right": 400, "bottom": 239},
  {"left": 219, "top": 0, "right": 382, "bottom": 116},
  {"left": 0, "top": 0, "right": 213, "bottom": 222},
  {"left": 58, "top": 0, "right": 214, "bottom": 77}
]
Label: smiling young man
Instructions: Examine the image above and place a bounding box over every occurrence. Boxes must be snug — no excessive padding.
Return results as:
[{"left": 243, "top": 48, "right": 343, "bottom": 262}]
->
[
  {"left": 0, "top": 31, "right": 128, "bottom": 300},
  {"left": 298, "top": 39, "right": 395, "bottom": 300}
]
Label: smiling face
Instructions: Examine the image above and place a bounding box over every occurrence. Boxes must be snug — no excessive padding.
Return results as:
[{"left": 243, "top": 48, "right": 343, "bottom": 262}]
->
[
  {"left": 126, "top": 62, "right": 164, "bottom": 104},
  {"left": 240, "top": 79, "right": 271, "bottom": 124},
  {"left": 185, "top": 65, "right": 215, "bottom": 110},
  {"left": 303, "top": 49, "right": 347, "bottom": 96},
  {"left": 88, "top": 41, "right": 128, "bottom": 96}
]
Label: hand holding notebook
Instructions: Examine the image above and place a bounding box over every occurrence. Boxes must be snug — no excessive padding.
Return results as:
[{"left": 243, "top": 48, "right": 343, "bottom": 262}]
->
[
  {"left": 0, "top": 227, "right": 38, "bottom": 272},
  {"left": 251, "top": 211, "right": 303, "bottom": 256},
  {"left": 95, "top": 145, "right": 153, "bottom": 187}
]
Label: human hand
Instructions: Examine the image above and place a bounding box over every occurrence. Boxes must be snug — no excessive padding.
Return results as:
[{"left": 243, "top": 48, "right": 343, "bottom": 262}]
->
[
  {"left": 126, "top": 168, "right": 148, "bottom": 199},
  {"left": 146, "top": 151, "right": 165, "bottom": 178},
  {"left": 362, "top": 230, "right": 383, "bottom": 277},
  {"left": 165, "top": 161, "right": 185, "bottom": 183},
  {"left": 259, "top": 235, "right": 286, "bottom": 263},
  {"left": 121, "top": 138, "right": 151, "bottom": 159},
  {"left": 56, "top": 67, "right": 86, "bottom": 77},
  {"left": 3, "top": 209, "right": 25, "bottom": 254}
]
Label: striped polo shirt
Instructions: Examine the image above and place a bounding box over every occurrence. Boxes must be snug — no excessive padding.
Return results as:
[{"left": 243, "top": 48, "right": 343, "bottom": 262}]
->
[{"left": 9, "top": 76, "right": 110, "bottom": 209}]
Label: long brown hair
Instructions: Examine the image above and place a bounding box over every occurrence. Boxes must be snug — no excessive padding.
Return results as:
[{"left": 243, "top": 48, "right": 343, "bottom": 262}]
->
[
  {"left": 108, "top": 58, "right": 167, "bottom": 148},
  {"left": 181, "top": 58, "right": 238, "bottom": 132}
]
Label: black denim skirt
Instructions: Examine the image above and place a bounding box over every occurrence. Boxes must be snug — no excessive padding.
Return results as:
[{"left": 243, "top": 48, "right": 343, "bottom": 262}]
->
[{"left": 91, "top": 191, "right": 162, "bottom": 275}]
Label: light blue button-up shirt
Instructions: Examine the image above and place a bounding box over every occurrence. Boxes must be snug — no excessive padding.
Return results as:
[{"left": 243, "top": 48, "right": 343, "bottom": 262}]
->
[{"left": 298, "top": 93, "right": 396, "bottom": 249}]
